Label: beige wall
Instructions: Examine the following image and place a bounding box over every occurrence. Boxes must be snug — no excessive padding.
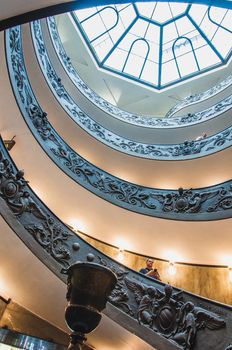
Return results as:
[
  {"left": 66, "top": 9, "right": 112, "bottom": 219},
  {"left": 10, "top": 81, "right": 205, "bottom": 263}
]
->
[{"left": 79, "top": 233, "right": 232, "bottom": 306}]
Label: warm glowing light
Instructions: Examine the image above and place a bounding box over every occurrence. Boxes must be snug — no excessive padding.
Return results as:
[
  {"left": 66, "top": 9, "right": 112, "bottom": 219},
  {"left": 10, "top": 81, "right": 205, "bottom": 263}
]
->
[
  {"left": 0, "top": 275, "right": 9, "bottom": 300},
  {"left": 163, "top": 250, "right": 182, "bottom": 263},
  {"left": 228, "top": 268, "right": 232, "bottom": 282},
  {"left": 221, "top": 256, "right": 232, "bottom": 267},
  {"left": 168, "top": 262, "right": 177, "bottom": 276},
  {"left": 117, "top": 249, "right": 125, "bottom": 262},
  {"left": 114, "top": 237, "right": 131, "bottom": 251},
  {"left": 68, "top": 218, "right": 86, "bottom": 232}
]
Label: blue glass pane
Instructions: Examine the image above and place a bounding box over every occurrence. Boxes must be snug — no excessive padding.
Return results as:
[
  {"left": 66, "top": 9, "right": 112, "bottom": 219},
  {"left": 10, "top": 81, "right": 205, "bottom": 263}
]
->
[{"left": 73, "top": 1, "right": 232, "bottom": 89}]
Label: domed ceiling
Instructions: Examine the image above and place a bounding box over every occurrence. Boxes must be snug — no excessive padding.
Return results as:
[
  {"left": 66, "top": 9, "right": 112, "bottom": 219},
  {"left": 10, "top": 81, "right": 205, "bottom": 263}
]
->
[{"left": 73, "top": 2, "right": 232, "bottom": 90}]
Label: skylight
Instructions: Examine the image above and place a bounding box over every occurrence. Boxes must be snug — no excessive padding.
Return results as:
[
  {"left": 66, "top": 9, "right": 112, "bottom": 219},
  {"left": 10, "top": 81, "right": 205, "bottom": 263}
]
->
[{"left": 73, "top": 2, "right": 232, "bottom": 89}]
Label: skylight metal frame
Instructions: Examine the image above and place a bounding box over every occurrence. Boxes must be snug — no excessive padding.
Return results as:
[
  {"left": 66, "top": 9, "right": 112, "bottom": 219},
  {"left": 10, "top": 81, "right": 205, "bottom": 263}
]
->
[{"left": 72, "top": 2, "right": 232, "bottom": 90}]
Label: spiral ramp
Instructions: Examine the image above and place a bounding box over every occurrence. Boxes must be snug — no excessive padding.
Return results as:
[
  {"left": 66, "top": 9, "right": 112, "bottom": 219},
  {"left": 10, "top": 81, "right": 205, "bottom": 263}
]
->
[{"left": 1, "top": 1, "right": 232, "bottom": 350}]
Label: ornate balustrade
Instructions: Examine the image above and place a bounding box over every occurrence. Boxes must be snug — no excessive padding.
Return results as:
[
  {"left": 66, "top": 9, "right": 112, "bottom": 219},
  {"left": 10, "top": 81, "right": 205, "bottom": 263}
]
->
[
  {"left": 5, "top": 26, "right": 232, "bottom": 219},
  {"left": 47, "top": 16, "right": 232, "bottom": 128},
  {"left": 165, "top": 74, "right": 232, "bottom": 118},
  {"left": 15, "top": 22, "right": 232, "bottom": 161},
  {"left": 1, "top": 138, "right": 232, "bottom": 350}
]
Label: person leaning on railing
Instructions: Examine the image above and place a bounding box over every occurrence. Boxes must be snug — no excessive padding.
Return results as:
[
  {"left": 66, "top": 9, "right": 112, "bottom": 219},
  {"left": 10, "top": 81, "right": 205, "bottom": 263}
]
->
[{"left": 139, "top": 258, "right": 161, "bottom": 281}]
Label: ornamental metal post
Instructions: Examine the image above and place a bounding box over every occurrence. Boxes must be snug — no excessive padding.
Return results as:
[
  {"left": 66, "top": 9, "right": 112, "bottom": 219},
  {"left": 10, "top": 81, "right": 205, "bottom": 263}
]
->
[{"left": 65, "top": 262, "right": 117, "bottom": 349}]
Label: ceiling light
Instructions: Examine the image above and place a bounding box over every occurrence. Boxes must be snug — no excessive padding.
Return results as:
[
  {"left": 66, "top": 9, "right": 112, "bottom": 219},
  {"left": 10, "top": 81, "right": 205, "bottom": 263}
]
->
[
  {"left": 117, "top": 249, "right": 125, "bottom": 262},
  {"left": 228, "top": 267, "right": 232, "bottom": 282},
  {"left": 168, "top": 261, "right": 177, "bottom": 276}
]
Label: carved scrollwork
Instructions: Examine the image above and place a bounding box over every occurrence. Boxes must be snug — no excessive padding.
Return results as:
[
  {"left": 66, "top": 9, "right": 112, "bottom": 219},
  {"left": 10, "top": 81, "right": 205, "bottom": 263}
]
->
[
  {"left": 124, "top": 277, "right": 225, "bottom": 350},
  {"left": 207, "top": 186, "right": 232, "bottom": 212},
  {"left": 0, "top": 148, "right": 72, "bottom": 268},
  {"left": 153, "top": 187, "right": 219, "bottom": 213},
  {"left": 6, "top": 25, "right": 232, "bottom": 219},
  {"left": 32, "top": 20, "right": 232, "bottom": 159},
  {"left": 165, "top": 74, "right": 232, "bottom": 118},
  {"left": 47, "top": 16, "right": 232, "bottom": 128},
  {"left": 0, "top": 140, "right": 230, "bottom": 350},
  {"left": 98, "top": 257, "right": 133, "bottom": 316},
  {"left": 26, "top": 219, "right": 72, "bottom": 268}
]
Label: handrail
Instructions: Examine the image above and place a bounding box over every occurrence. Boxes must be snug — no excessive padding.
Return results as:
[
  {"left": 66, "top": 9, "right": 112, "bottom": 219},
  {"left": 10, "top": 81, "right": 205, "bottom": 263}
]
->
[
  {"left": 30, "top": 20, "right": 232, "bottom": 161},
  {"left": 0, "top": 137, "right": 231, "bottom": 350},
  {"left": 5, "top": 25, "right": 232, "bottom": 220},
  {"left": 47, "top": 16, "right": 232, "bottom": 128},
  {"left": 165, "top": 74, "right": 232, "bottom": 118}
]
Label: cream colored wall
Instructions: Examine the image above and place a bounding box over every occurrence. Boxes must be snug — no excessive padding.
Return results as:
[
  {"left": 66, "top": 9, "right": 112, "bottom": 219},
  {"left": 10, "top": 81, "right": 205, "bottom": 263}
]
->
[{"left": 79, "top": 233, "right": 232, "bottom": 306}]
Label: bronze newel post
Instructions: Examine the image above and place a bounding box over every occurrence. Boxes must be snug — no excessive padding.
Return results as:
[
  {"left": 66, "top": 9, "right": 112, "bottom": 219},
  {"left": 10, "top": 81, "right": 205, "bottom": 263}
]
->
[{"left": 65, "top": 262, "right": 117, "bottom": 350}]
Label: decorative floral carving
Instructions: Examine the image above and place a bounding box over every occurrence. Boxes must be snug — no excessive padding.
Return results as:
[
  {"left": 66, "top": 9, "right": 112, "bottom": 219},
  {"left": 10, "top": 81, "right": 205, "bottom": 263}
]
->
[
  {"left": 32, "top": 20, "right": 232, "bottom": 159},
  {"left": 207, "top": 186, "right": 232, "bottom": 212},
  {"left": 0, "top": 140, "right": 230, "bottom": 350},
  {"left": 98, "top": 257, "right": 133, "bottom": 316},
  {"left": 47, "top": 16, "right": 232, "bottom": 128},
  {"left": 171, "top": 301, "right": 226, "bottom": 349},
  {"left": 166, "top": 74, "right": 232, "bottom": 118},
  {"left": 6, "top": 25, "right": 232, "bottom": 219},
  {"left": 153, "top": 187, "right": 219, "bottom": 213},
  {"left": 0, "top": 148, "right": 72, "bottom": 268},
  {"left": 125, "top": 278, "right": 225, "bottom": 350},
  {"left": 26, "top": 220, "right": 72, "bottom": 268}
]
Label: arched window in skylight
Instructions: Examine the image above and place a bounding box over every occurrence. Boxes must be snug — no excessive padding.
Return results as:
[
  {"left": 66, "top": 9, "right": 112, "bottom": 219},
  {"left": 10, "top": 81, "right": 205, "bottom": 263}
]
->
[
  {"left": 173, "top": 37, "right": 200, "bottom": 78},
  {"left": 122, "top": 39, "right": 150, "bottom": 78},
  {"left": 73, "top": 2, "right": 232, "bottom": 90},
  {"left": 80, "top": 7, "right": 119, "bottom": 43}
]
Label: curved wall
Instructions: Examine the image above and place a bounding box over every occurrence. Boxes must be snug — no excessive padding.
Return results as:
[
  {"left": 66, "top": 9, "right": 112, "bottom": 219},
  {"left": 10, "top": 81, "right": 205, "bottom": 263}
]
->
[
  {"left": 2, "top": 26, "right": 232, "bottom": 266},
  {"left": 19, "top": 23, "right": 232, "bottom": 190},
  {"left": 54, "top": 13, "right": 232, "bottom": 124},
  {"left": 79, "top": 232, "right": 232, "bottom": 305},
  {"left": 1, "top": 137, "right": 232, "bottom": 350},
  {"left": 30, "top": 19, "right": 232, "bottom": 158}
]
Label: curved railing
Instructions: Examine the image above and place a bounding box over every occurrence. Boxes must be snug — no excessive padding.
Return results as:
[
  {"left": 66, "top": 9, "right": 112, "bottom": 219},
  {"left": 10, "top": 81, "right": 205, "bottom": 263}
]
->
[
  {"left": 5, "top": 26, "right": 232, "bottom": 220},
  {"left": 166, "top": 74, "right": 232, "bottom": 118},
  {"left": 31, "top": 20, "right": 232, "bottom": 161},
  {"left": 47, "top": 16, "right": 232, "bottom": 128},
  {"left": 1, "top": 138, "right": 232, "bottom": 350}
]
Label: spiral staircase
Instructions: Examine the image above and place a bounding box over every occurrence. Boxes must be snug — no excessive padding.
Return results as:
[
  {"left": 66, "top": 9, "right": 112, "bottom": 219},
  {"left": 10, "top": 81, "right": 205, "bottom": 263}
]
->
[{"left": 1, "top": 1, "right": 232, "bottom": 349}]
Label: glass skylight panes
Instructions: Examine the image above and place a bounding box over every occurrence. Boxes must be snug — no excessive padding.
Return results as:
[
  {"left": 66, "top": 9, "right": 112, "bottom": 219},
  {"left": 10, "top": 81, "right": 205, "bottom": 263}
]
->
[
  {"left": 212, "top": 28, "right": 232, "bottom": 57},
  {"left": 75, "top": 7, "right": 97, "bottom": 22},
  {"left": 173, "top": 38, "right": 194, "bottom": 58},
  {"left": 176, "top": 52, "right": 199, "bottom": 76},
  {"left": 162, "top": 60, "right": 179, "bottom": 84},
  {"left": 146, "top": 33, "right": 160, "bottom": 62},
  {"left": 136, "top": 2, "right": 158, "bottom": 19},
  {"left": 123, "top": 49, "right": 147, "bottom": 77},
  {"left": 105, "top": 48, "right": 128, "bottom": 71},
  {"left": 195, "top": 46, "right": 220, "bottom": 69},
  {"left": 209, "top": 7, "right": 229, "bottom": 25},
  {"left": 130, "top": 18, "right": 148, "bottom": 37},
  {"left": 80, "top": 7, "right": 118, "bottom": 42},
  {"left": 169, "top": 3, "right": 188, "bottom": 17},
  {"left": 152, "top": 3, "right": 176, "bottom": 23},
  {"left": 189, "top": 5, "right": 208, "bottom": 26},
  {"left": 221, "top": 11, "right": 232, "bottom": 32},
  {"left": 175, "top": 17, "right": 195, "bottom": 36},
  {"left": 141, "top": 60, "right": 159, "bottom": 85},
  {"left": 116, "top": 4, "right": 136, "bottom": 28},
  {"left": 73, "top": 2, "right": 232, "bottom": 90}
]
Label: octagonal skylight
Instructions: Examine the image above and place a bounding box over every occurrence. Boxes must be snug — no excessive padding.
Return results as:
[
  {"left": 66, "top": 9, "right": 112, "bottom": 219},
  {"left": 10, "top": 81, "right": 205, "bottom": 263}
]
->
[{"left": 73, "top": 2, "right": 232, "bottom": 90}]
